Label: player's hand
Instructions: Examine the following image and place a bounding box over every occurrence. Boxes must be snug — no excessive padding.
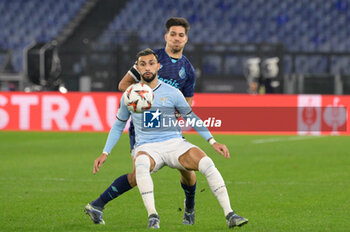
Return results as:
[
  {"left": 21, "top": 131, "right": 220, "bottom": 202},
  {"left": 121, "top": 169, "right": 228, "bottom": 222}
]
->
[
  {"left": 175, "top": 109, "right": 182, "bottom": 119},
  {"left": 212, "top": 142, "right": 230, "bottom": 159},
  {"left": 93, "top": 153, "right": 108, "bottom": 174}
]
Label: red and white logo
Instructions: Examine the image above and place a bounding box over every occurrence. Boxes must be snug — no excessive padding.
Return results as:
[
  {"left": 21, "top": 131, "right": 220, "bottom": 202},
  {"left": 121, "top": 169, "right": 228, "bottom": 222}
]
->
[
  {"left": 323, "top": 97, "right": 347, "bottom": 134},
  {"left": 298, "top": 95, "right": 322, "bottom": 135}
]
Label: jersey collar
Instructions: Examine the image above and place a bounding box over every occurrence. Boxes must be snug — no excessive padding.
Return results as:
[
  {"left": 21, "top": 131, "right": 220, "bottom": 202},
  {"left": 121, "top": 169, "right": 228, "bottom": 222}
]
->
[
  {"left": 153, "top": 80, "right": 162, "bottom": 92},
  {"left": 164, "top": 48, "right": 182, "bottom": 63}
]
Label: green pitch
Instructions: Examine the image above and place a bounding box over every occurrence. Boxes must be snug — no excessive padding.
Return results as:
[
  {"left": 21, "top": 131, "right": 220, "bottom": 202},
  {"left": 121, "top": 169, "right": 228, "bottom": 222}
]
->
[{"left": 1, "top": 131, "right": 349, "bottom": 231}]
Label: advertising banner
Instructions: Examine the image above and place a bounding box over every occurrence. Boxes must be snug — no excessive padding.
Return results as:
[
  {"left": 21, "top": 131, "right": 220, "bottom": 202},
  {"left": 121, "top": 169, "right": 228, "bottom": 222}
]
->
[{"left": 0, "top": 92, "right": 348, "bottom": 134}]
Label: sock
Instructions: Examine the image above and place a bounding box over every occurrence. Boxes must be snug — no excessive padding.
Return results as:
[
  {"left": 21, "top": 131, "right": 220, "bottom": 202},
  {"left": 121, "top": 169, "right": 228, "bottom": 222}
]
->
[
  {"left": 181, "top": 182, "right": 196, "bottom": 210},
  {"left": 199, "top": 156, "right": 233, "bottom": 216},
  {"left": 135, "top": 155, "right": 157, "bottom": 216},
  {"left": 91, "top": 174, "right": 132, "bottom": 209}
]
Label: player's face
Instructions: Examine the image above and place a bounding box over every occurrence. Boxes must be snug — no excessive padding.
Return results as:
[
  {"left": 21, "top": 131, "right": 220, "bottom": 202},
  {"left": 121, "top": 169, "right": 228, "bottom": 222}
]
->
[
  {"left": 137, "top": 54, "right": 160, "bottom": 83},
  {"left": 165, "top": 26, "right": 188, "bottom": 54}
]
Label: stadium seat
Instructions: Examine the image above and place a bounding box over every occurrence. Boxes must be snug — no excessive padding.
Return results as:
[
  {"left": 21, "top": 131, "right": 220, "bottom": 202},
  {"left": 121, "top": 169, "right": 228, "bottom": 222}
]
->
[
  {"left": 0, "top": 0, "right": 87, "bottom": 72},
  {"left": 97, "top": 0, "right": 350, "bottom": 74},
  {"left": 2, "top": 0, "right": 350, "bottom": 74}
]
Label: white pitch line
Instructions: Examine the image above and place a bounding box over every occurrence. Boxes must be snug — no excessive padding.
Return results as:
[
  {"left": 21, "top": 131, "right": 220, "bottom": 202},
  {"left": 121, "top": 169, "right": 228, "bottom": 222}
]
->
[
  {"left": 251, "top": 135, "right": 325, "bottom": 144},
  {"left": 0, "top": 176, "right": 109, "bottom": 183}
]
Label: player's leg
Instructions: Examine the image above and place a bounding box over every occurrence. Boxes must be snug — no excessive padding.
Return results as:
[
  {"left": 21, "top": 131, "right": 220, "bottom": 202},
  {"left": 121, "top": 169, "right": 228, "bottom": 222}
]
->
[
  {"left": 178, "top": 169, "right": 196, "bottom": 225},
  {"left": 179, "top": 147, "right": 233, "bottom": 215},
  {"left": 94, "top": 125, "right": 138, "bottom": 206},
  {"left": 89, "top": 155, "right": 135, "bottom": 209},
  {"left": 85, "top": 163, "right": 134, "bottom": 224},
  {"left": 178, "top": 147, "right": 248, "bottom": 228},
  {"left": 85, "top": 122, "right": 137, "bottom": 224},
  {"left": 134, "top": 151, "right": 159, "bottom": 228}
]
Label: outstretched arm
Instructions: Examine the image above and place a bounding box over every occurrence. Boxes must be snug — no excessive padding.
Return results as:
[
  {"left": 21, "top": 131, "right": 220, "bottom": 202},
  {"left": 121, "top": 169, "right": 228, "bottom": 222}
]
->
[
  {"left": 93, "top": 119, "right": 127, "bottom": 174},
  {"left": 183, "top": 112, "right": 230, "bottom": 158},
  {"left": 118, "top": 73, "right": 137, "bottom": 91},
  {"left": 93, "top": 94, "right": 130, "bottom": 174},
  {"left": 175, "top": 89, "right": 229, "bottom": 158},
  {"left": 118, "top": 64, "right": 140, "bottom": 91},
  {"left": 102, "top": 119, "right": 127, "bottom": 155},
  {"left": 185, "top": 97, "right": 193, "bottom": 106},
  {"left": 210, "top": 139, "right": 230, "bottom": 159}
]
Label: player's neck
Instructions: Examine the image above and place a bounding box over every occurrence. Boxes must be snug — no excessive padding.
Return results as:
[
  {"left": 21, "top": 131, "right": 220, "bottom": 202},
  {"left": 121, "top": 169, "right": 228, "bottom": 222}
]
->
[
  {"left": 141, "top": 78, "right": 158, "bottom": 89},
  {"left": 165, "top": 46, "right": 183, "bottom": 59}
]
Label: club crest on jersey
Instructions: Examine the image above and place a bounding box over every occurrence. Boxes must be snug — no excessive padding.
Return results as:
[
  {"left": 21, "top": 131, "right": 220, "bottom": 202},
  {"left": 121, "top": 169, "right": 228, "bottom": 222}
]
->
[
  {"left": 160, "top": 97, "right": 168, "bottom": 106},
  {"left": 179, "top": 67, "right": 186, "bottom": 79}
]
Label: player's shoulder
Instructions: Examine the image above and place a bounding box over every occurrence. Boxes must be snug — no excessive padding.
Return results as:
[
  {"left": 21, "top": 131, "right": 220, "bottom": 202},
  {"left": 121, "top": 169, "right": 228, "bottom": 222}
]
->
[
  {"left": 181, "top": 54, "right": 190, "bottom": 62},
  {"left": 154, "top": 48, "right": 168, "bottom": 62},
  {"left": 154, "top": 48, "right": 164, "bottom": 56},
  {"left": 159, "top": 80, "right": 181, "bottom": 93},
  {"left": 181, "top": 55, "right": 195, "bottom": 69}
]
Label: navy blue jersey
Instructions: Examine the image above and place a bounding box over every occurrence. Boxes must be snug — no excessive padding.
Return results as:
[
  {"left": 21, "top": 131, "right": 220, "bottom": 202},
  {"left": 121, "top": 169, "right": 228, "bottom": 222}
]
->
[{"left": 128, "top": 48, "right": 196, "bottom": 97}]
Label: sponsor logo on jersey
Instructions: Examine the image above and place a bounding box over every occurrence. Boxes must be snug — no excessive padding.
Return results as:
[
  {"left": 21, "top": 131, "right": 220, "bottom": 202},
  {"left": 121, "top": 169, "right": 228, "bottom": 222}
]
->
[{"left": 159, "top": 77, "right": 179, "bottom": 88}]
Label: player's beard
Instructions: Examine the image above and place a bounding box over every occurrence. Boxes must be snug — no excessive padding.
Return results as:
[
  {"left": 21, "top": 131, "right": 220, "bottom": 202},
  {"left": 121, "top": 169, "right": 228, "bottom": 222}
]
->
[
  {"left": 142, "top": 72, "right": 157, "bottom": 83},
  {"left": 171, "top": 45, "right": 183, "bottom": 54}
]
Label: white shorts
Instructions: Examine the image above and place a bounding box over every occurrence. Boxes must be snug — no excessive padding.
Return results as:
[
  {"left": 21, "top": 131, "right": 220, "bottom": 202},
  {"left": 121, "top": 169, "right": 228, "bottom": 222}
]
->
[{"left": 134, "top": 138, "right": 197, "bottom": 173}]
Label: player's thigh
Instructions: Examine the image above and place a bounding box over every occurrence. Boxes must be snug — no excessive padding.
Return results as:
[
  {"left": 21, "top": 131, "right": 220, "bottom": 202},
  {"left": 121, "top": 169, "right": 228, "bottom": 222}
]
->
[
  {"left": 178, "top": 147, "right": 207, "bottom": 171},
  {"left": 178, "top": 169, "right": 196, "bottom": 186},
  {"left": 135, "top": 151, "right": 156, "bottom": 172}
]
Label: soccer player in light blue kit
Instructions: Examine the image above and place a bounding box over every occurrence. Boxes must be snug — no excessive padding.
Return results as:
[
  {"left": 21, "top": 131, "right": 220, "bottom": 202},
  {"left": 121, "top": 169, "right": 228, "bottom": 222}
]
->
[
  {"left": 90, "top": 48, "right": 248, "bottom": 229},
  {"left": 85, "top": 17, "right": 198, "bottom": 225}
]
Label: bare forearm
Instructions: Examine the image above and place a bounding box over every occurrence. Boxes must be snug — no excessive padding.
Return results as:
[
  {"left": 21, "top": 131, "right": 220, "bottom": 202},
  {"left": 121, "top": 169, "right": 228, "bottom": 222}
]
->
[{"left": 118, "top": 73, "right": 137, "bottom": 91}]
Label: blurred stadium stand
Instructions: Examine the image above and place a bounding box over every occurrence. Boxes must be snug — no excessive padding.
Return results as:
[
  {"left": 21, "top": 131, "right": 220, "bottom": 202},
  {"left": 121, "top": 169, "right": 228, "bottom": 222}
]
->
[
  {"left": 0, "top": 0, "right": 350, "bottom": 93},
  {"left": 0, "top": 0, "right": 89, "bottom": 72},
  {"left": 97, "top": 0, "right": 350, "bottom": 53}
]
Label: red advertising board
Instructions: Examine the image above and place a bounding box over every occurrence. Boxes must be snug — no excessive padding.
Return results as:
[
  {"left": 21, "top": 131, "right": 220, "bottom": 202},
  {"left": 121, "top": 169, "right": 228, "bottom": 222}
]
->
[
  {"left": 0, "top": 92, "right": 121, "bottom": 131},
  {"left": 0, "top": 92, "right": 349, "bottom": 134}
]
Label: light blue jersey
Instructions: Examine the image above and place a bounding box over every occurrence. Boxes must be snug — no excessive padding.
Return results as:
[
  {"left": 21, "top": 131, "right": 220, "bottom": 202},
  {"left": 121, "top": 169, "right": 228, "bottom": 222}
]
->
[{"left": 103, "top": 81, "right": 212, "bottom": 154}]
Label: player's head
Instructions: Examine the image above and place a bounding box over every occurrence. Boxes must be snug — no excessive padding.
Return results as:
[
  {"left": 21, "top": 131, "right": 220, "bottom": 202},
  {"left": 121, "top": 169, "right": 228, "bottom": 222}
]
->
[
  {"left": 136, "top": 48, "right": 160, "bottom": 83},
  {"left": 164, "top": 17, "right": 190, "bottom": 54}
]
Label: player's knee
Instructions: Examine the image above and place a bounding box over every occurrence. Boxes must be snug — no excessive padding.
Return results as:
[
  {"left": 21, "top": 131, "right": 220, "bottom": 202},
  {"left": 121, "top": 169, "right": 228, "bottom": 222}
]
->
[
  {"left": 188, "top": 171, "right": 197, "bottom": 183},
  {"left": 127, "top": 172, "right": 137, "bottom": 187},
  {"left": 198, "top": 156, "right": 216, "bottom": 176},
  {"left": 180, "top": 170, "right": 197, "bottom": 186},
  {"left": 135, "top": 155, "right": 151, "bottom": 177},
  {"left": 199, "top": 156, "right": 226, "bottom": 195}
]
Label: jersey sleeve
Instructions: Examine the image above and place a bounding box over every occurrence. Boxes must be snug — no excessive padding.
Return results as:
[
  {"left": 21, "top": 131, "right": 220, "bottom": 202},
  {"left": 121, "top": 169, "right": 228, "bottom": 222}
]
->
[
  {"left": 102, "top": 119, "right": 127, "bottom": 154},
  {"left": 103, "top": 94, "right": 130, "bottom": 154},
  {"left": 181, "top": 63, "right": 196, "bottom": 97},
  {"left": 174, "top": 89, "right": 213, "bottom": 141},
  {"left": 174, "top": 88, "right": 192, "bottom": 115},
  {"left": 116, "top": 93, "right": 131, "bottom": 122},
  {"left": 183, "top": 112, "right": 213, "bottom": 141}
]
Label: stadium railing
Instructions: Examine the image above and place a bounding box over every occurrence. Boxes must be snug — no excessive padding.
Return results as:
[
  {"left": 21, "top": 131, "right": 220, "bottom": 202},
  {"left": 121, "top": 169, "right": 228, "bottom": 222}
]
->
[
  {"left": 0, "top": 49, "right": 25, "bottom": 91},
  {"left": 57, "top": 41, "right": 350, "bottom": 94}
]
